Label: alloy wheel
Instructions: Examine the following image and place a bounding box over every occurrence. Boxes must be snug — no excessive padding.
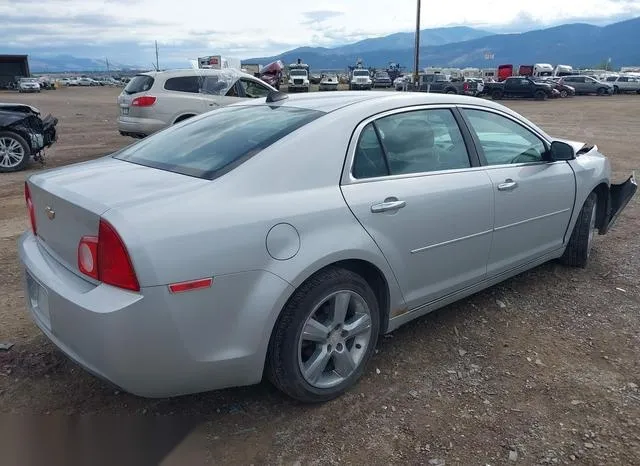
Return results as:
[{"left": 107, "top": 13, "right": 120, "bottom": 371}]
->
[
  {"left": 587, "top": 202, "right": 597, "bottom": 257},
  {"left": 298, "top": 290, "right": 373, "bottom": 389},
  {"left": 0, "top": 137, "right": 25, "bottom": 169}
]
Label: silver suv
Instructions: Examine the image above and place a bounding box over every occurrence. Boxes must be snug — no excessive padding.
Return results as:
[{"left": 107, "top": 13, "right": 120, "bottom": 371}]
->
[{"left": 117, "top": 68, "right": 277, "bottom": 138}]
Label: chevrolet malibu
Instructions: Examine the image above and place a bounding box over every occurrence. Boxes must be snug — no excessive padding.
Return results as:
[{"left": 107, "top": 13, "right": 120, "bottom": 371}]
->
[{"left": 19, "top": 92, "right": 636, "bottom": 403}]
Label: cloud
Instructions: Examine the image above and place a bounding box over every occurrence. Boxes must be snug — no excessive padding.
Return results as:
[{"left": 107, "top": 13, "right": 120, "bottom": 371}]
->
[
  {"left": 301, "top": 10, "right": 344, "bottom": 24},
  {"left": 1, "top": 0, "right": 638, "bottom": 66}
]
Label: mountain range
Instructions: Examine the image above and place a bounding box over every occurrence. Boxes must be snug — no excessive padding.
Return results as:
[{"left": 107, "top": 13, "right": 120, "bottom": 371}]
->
[
  {"left": 23, "top": 17, "right": 640, "bottom": 73},
  {"left": 243, "top": 17, "right": 640, "bottom": 70}
]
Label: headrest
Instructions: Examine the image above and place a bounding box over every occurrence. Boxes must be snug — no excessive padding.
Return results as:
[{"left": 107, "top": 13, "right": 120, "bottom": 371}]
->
[{"left": 382, "top": 118, "right": 434, "bottom": 154}]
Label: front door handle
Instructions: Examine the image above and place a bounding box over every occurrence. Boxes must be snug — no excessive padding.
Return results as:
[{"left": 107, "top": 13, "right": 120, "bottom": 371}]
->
[
  {"left": 371, "top": 198, "right": 406, "bottom": 213},
  {"left": 497, "top": 179, "right": 518, "bottom": 191}
]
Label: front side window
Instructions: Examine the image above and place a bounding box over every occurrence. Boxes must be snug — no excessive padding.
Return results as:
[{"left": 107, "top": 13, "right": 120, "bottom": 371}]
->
[
  {"left": 114, "top": 106, "right": 324, "bottom": 180},
  {"left": 239, "top": 79, "right": 270, "bottom": 98},
  {"left": 352, "top": 109, "right": 471, "bottom": 178},
  {"left": 463, "top": 109, "right": 546, "bottom": 165}
]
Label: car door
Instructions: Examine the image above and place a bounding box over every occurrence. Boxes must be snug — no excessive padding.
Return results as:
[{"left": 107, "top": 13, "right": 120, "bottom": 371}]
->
[
  {"left": 460, "top": 107, "right": 575, "bottom": 276},
  {"left": 565, "top": 76, "right": 585, "bottom": 93},
  {"left": 162, "top": 75, "right": 209, "bottom": 118},
  {"left": 238, "top": 78, "right": 272, "bottom": 99},
  {"left": 341, "top": 107, "right": 494, "bottom": 310}
]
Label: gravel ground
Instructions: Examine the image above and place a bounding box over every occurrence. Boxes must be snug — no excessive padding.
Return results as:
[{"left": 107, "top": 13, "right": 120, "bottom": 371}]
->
[{"left": 0, "top": 87, "right": 638, "bottom": 465}]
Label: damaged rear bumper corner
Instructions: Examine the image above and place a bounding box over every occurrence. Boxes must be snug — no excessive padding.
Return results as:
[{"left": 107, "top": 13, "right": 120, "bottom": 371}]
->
[{"left": 600, "top": 173, "right": 637, "bottom": 234}]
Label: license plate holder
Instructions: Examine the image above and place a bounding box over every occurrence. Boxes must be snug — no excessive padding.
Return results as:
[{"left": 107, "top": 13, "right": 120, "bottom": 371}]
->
[
  {"left": 121, "top": 107, "right": 129, "bottom": 115},
  {"left": 26, "top": 272, "right": 50, "bottom": 329}
]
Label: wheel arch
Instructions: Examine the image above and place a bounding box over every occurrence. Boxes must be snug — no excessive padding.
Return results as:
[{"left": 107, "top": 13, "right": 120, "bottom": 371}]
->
[
  {"left": 173, "top": 113, "right": 197, "bottom": 124},
  {"left": 284, "top": 257, "right": 395, "bottom": 335}
]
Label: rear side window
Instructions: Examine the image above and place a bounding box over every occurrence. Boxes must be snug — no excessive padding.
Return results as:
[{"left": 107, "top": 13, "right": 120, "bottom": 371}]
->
[
  {"left": 113, "top": 106, "right": 324, "bottom": 180},
  {"left": 123, "top": 75, "right": 154, "bottom": 95},
  {"left": 352, "top": 109, "right": 471, "bottom": 179},
  {"left": 164, "top": 76, "right": 201, "bottom": 93}
]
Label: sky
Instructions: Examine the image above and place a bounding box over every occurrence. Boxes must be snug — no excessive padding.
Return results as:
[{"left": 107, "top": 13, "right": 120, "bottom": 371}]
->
[{"left": 2, "top": 0, "right": 640, "bottom": 65}]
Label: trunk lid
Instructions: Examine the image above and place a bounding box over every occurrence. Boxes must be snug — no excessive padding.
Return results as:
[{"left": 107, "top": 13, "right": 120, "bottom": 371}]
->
[{"left": 27, "top": 156, "right": 208, "bottom": 276}]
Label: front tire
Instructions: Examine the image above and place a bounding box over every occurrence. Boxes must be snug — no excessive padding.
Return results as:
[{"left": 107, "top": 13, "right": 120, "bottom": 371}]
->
[
  {"left": 534, "top": 90, "right": 547, "bottom": 100},
  {"left": 267, "top": 267, "right": 380, "bottom": 403},
  {"left": 560, "top": 89, "right": 568, "bottom": 98},
  {"left": 492, "top": 89, "right": 503, "bottom": 100},
  {"left": 561, "top": 192, "right": 598, "bottom": 268},
  {"left": 597, "top": 87, "right": 607, "bottom": 96}
]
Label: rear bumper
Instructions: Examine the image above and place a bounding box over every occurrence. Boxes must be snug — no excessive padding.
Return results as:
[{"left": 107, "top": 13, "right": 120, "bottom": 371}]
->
[
  {"left": 19, "top": 232, "right": 294, "bottom": 398},
  {"left": 117, "top": 115, "right": 166, "bottom": 138},
  {"left": 601, "top": 173, "right": 637, "bottom": 234}
]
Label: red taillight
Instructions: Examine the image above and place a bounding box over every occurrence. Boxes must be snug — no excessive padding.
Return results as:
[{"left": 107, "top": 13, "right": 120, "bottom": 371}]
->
[
  {"left": 77, "top": 219, "right": 140, "bottom": 292},
  {"left": 131, "top": 96, "right": 156, "bottom": 107},
  {"left": 24, "top": 182, "right": 37, "bottom": 236}
]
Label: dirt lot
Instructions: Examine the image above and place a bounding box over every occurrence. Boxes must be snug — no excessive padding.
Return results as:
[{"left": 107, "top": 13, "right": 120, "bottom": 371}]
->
[{"left": 0, "top": 87, "right": 639, "bottom": 465}]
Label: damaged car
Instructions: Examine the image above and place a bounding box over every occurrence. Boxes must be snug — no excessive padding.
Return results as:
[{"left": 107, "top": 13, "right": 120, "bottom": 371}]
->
[
  {"left": 18, "top": 92, "right": 636, "bottom": 403},
  {"left": 0, "top": 103, "right": 58, "bottom": 172}
]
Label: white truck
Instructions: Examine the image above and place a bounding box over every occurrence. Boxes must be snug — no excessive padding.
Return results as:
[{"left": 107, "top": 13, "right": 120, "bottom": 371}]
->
[
  {"left": 288, "top": 60, "right": 310, "bottom": 92},
  {"left": 197, "top": 55, "right": 242, "bottom": 70}
]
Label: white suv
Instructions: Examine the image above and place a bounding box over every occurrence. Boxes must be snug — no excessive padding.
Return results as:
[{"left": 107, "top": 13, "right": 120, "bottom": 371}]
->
[{"left": 117, "top": 68, "right": 277, "bottom": 138}]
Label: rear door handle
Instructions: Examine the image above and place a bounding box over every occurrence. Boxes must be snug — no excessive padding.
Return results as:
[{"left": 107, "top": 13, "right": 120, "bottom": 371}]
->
[
  {"left": 371, "top": 198, "right": 406, "bottom": 213},
  {"left": 497, "top": 179, "right": 518, "bottom": 191}
]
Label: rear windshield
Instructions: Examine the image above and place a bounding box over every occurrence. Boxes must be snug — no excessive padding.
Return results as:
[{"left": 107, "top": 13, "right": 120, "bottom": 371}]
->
[
  {"left": 123, "top": 75, "right": 155, "bottom": 94},
  {"left": 113, "top": 105, "right": 324, "bottom": 180}
]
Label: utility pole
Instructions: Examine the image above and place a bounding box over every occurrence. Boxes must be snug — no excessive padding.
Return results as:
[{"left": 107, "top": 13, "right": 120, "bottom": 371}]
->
[
  {"left": 106, "top": 58, "right": 110, "bottom": 74},
  {"left": 413, "top": 0, "right": 421, "bottom": 86},
  {"left": 155, "top": 40, "right": 159, "bottom": 71}
]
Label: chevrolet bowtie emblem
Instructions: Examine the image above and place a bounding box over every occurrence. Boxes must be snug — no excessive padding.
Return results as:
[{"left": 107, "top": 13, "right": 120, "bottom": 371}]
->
[{"left": 45, "top": 206, "right": 55, "bottom": 220}]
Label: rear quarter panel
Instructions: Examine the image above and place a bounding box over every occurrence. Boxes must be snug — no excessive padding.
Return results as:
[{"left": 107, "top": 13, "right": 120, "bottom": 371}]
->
[{"left": 111, "top": 105, "right": 408, "bottom": 325}]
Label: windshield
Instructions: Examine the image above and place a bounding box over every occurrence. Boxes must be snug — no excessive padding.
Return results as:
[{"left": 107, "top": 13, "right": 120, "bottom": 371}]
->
[
  {"left": 354, "top": 71, "right": 369, "bottom": 76},
  {"left": 114, "top": 105, "right": 324, "bottom": 180},
  {"left": 124, "top": 75, "right": 155, "bottom": 94},
  {"left": 290, "top": 70, "right": 307, "bottom": 76},
  {"left": 21, "top": 78, "right": 37, "bottom": 83}
]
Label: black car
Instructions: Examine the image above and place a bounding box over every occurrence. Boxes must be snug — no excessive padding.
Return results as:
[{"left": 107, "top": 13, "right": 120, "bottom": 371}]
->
[{"left": 0, "top": 103, "right": 58, "bottom": 172}]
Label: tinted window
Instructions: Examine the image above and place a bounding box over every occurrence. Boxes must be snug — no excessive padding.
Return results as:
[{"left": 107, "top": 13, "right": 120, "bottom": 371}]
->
[
  {"left": 114, "top": 106, "right": 324, "bottom": 180},
  {"left": 463, "top": 109, "right": 546, "bottom": 165},
  {"left": 164, "top": 76, "right": 201, "bottom": 93},
  {"left": 606, "top": 76, "right": 617, "bottom": 82},
  {"left": 352, "top": 124, "right": 388, "bottom": 179},
  {"left": 239, "top": 79, "right": 270, "bottom": 98},
  {"left": 372, "top": 109, "right": 470, "bottom": 176},
  {"left": 123, "top": 75, "right": 154, "bottom": 94}
]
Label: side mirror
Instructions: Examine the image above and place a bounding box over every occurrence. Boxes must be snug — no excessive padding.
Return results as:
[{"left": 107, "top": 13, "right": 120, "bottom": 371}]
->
[{"left": 549, "top": 141, "right": 575, "bottom": 161}]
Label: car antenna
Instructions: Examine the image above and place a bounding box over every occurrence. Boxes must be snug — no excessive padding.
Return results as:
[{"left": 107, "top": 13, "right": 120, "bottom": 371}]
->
[{"left": 266, "top": 90, "right": 288, "bottom": 103}]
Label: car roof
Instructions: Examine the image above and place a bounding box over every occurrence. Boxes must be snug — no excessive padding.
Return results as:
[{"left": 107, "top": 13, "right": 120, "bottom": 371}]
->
[
  {"left": 139, "top": 68, "right": 255, "bottom": 80},
  {"left": 235, "top": 91, "right": 511, "bottom": 114}
]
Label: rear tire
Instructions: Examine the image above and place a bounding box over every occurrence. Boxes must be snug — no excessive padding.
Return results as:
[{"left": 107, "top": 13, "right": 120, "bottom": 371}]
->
[
  {"left": 561, "top": 192, "right": 598, "bottom": 268},
  {"left": 0, "top": 131, "right": 31, "bottom": 173},
  {"left": 492, "top": 89, "right": 503, "bottom": 100},
  {"left": 267, "top": 267, "right": 380, "bottom": 403},
  {"left": 534, "top": 90, "right": 547, "bottom": 100}
]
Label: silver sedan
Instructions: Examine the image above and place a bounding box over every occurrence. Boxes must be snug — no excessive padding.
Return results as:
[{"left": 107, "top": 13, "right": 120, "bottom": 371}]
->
[{"left": 19, "top": 91, "right": 636, "bottom": 402}]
